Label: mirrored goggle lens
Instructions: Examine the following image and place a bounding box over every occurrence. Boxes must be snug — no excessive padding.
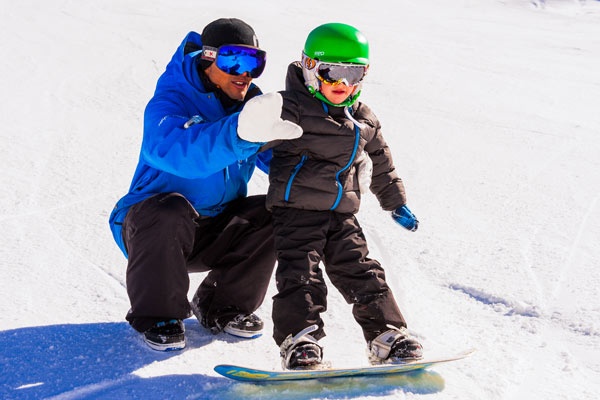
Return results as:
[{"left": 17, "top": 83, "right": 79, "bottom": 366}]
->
[
  {"left": 317, "top": 63, "right": 367, "bottom": 86},
  {"left": 214, "top": 45, "right": 267, "bottom": 78}
]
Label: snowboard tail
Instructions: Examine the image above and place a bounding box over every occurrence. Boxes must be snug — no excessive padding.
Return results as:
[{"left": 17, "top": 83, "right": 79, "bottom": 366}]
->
[{"left": 214, "top": 349, "right": 475, "bottom": 382}]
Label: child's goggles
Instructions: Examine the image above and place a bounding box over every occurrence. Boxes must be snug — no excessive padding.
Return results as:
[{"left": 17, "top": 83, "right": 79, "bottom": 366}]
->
[
  {"left": 197, "top": 44, "right": 267, "bottom": 78},
  {"left": 315, "top": 62, "right": 369, "bottom": 87}
]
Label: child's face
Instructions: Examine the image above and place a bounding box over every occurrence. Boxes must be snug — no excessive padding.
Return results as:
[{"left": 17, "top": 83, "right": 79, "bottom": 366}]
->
[{"left": 320, "top": 82, "right": 356, "bottom": 105}]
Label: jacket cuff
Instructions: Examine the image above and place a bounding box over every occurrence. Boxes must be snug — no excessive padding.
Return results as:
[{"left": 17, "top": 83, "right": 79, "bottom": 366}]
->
[{"left": 230, "top": 113, "right": 264, "bottom": 158}]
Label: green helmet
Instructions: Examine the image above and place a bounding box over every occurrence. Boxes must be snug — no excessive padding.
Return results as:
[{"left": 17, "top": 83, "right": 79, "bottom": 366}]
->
[
  {"left": 301, "top": 23, "right": 369, "bottom": 107},
  {"left": 304, "top": 23, "right": 369, "bottom": 65}
]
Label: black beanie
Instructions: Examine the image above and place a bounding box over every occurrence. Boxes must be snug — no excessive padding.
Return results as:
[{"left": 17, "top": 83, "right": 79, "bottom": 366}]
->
[{"left": 198, "top": 18, "right": 259, "bottom": 70}]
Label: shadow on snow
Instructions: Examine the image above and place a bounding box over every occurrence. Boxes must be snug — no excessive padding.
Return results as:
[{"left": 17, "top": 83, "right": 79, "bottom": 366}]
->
[
  {"left": 0, "top": 320, "right": 444, "bottom": 399},
  {"left": 222, "top": 370, "right": 445, "bottom": 400}
]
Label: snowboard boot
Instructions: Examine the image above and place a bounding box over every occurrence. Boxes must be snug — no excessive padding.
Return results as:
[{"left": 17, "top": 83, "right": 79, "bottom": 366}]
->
[
  {"left": 223, "top": 313, "right": 264, "bottom": 339},
  {"left": 190, "top": 293, "right": 263, "bottom": 338},
  {"left": 143, "top": 319, "right": 186, "bottom": 352},
  {"left": 190, "top": 293, "right": 219, "bottom": 334},
  {"left": 280, "top": 325, "right": 323, "bottom": 370},
  {"left": 368, "top": 326, "right": 423, "bottom": 364}
]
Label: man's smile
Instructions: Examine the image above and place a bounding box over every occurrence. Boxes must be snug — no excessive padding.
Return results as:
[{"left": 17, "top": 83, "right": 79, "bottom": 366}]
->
[{"left": 231, "top": 79, "right": 250, "bottom": 89}]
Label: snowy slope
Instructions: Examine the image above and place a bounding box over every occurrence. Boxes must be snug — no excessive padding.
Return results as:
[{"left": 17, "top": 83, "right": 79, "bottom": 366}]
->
[{"left": 1, "top": 0, "right": 600, "bottom": 399}]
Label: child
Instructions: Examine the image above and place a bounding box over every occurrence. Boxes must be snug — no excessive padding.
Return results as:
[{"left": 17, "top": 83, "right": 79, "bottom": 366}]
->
[{"left": 266, "top": 23, "right": 423, "bottom": 369}]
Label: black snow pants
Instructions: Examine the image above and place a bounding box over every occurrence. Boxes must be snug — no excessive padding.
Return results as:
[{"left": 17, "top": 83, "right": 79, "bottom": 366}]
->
[
  {"left": 122, "top": 192, "right": 276, "bottom": 333},
  {"left": 271, "top": 207, "right": 407, "bottom": 346}
]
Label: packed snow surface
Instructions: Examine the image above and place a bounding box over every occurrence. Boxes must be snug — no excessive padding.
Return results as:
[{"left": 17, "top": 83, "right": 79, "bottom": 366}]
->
[{"left": 1, "top": 0, "right": 599, "bottom": 399}]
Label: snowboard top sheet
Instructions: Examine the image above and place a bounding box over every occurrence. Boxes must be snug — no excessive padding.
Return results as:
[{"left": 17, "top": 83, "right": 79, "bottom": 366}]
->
[{"left": 214, "top": 349, "right": 475, "bottom": 382}]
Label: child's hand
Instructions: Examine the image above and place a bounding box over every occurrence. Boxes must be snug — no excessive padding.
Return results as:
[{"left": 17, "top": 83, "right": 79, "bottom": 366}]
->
[{"left": 391, "top": 205, "right": 419, "bottom": 232}]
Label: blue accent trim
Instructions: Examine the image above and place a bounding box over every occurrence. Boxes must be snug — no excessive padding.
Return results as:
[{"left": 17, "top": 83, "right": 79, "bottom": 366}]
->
[
  {"left": 225, "top": 332, "right": 263, "bottom": 339},
  {"left": 330, "top": 125, "right": 360, "bottom": 210},
  {"left": 321, "top": 102, "right": 329, "bottom": 113},
  {"left": 284, "top": 155, "right": 307, "bottom": 202},
  {"left": 196, "top": 205, "right": 225, "bottom": 217}
]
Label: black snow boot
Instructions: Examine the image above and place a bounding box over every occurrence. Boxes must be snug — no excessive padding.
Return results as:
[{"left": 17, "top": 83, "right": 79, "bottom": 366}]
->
[
  {"left": 368, "top": 326, "right": 423, "bottom": 364},
  {"left": 280, "top": 325, "right": 323, "bottom": 370},
  {"left": 143, "top": 319, "right": 185, "bottom": 352}
]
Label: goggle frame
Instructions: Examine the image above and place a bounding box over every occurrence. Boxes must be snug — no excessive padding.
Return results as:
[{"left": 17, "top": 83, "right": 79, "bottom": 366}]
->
[
  {"left": 314, "top": 61, "right": 369, "bottom": 87},
  {"left": 196, "top": 44, "right": 267, "bottom": 78}
]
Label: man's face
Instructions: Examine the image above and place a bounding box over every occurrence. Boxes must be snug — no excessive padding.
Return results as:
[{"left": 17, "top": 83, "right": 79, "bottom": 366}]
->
[{"left": 204, "top": 63, "right": 252, "bottom": 101}]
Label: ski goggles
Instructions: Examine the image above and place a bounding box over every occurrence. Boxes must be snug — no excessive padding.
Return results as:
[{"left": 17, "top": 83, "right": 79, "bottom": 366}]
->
[
  {"left": 197, "top": 44, "right": 267, "bottom": 78},
  {"left": 315, "top": 62, "right": 368, "bottom": 87}
]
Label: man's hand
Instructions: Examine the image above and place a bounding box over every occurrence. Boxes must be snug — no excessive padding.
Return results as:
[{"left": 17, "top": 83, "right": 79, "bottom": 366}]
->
[
  {"left": 237, "top": 93, "right": 303, "bottom": 143},
  {"left": 391, "top": 205, "right": 419, "bottom": 232}
]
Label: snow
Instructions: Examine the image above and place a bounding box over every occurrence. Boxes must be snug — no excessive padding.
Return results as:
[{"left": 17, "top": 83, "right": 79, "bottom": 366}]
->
[{"left": 1, "top": 0, "right": 600, "bottom": 398}]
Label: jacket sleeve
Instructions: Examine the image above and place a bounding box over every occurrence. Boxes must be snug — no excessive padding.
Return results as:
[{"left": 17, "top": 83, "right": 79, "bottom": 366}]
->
[
  {"left": 364, "top": 121, "right": 407, "bottom": 211},
  {"left": 256, "top": 148, "right": 272, "bottom": 174},
  {"left": 279, "top": 90, "right": 301, "bottom": 125},
  {"left": 141, "top": 95, "right": 263, "bottom": 179}
]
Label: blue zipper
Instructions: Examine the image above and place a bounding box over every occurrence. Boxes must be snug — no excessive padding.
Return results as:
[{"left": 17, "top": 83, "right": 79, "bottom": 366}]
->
[
  {"left": 284, "top": 155, "right": 307, "bottom": 202},
  {"left": 330, "top": 124, "right": 360, "bottom": 210}
]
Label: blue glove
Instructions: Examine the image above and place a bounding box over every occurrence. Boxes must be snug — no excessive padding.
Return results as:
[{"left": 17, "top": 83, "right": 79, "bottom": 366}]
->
[{"left": 391, "top": 205, "right": 419, "bottom": 232}]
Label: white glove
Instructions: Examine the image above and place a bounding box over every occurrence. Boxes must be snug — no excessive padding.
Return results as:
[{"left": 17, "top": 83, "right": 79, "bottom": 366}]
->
[
  {"left": 237, "top": 93, "right": 303, "bottom": 143},
  {"left": 354, "top": 151, "right": 372, "bottom": 194}
]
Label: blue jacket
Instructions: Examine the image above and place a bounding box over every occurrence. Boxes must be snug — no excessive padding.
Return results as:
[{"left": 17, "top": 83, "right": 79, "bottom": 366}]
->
[{"left": 109, "top": 32, "right": 271, "bottom": 257}]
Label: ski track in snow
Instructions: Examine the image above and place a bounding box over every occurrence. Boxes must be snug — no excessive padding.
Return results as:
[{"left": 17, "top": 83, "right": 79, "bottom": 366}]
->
[
  {"left": 553, "top": 192, "right": 600, "bottom": 299},
  {"left": 448, "top": 283, "right": 542, "bottom": 318}
]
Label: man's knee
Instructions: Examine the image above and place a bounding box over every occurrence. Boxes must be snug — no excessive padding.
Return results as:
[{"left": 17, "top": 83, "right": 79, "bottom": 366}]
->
[
  {"left": 136, "top": 193, "right": 197, "bottom": 220},
  {"left": 124, "top": 193, "right": 198, "bottom": 240},
  {"left": 154, "top": 192, "right": 198, "bottom": 218}
]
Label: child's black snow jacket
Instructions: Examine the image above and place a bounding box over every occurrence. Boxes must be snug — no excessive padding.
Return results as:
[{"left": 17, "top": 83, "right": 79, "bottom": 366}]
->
[{"left": 265, "top": 61, "right": 407, "bottom": 214}]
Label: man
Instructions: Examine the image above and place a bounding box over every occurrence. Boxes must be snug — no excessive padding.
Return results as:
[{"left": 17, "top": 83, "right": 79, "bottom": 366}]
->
[{"left": 109, "top": 18, "right": 301, "bottom": 351}]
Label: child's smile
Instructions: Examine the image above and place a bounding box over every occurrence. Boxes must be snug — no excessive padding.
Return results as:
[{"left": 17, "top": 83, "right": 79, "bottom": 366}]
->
[{"left": 320, "top": 82, "right": 356, "bottom": 105}]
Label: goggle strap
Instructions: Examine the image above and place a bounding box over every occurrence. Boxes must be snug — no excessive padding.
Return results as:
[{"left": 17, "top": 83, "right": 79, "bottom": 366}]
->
[
  {"left": 187, "top": 50, "right": 202, "bottom": 58},
  {"left": 201, "top": 46, "right": 219, "bottom": 61}
]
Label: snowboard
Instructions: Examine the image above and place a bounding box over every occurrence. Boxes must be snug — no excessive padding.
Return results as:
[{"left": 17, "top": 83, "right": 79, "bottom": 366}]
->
[{"left": 214, "top": 349, "right": 475, "bottom": 382}]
